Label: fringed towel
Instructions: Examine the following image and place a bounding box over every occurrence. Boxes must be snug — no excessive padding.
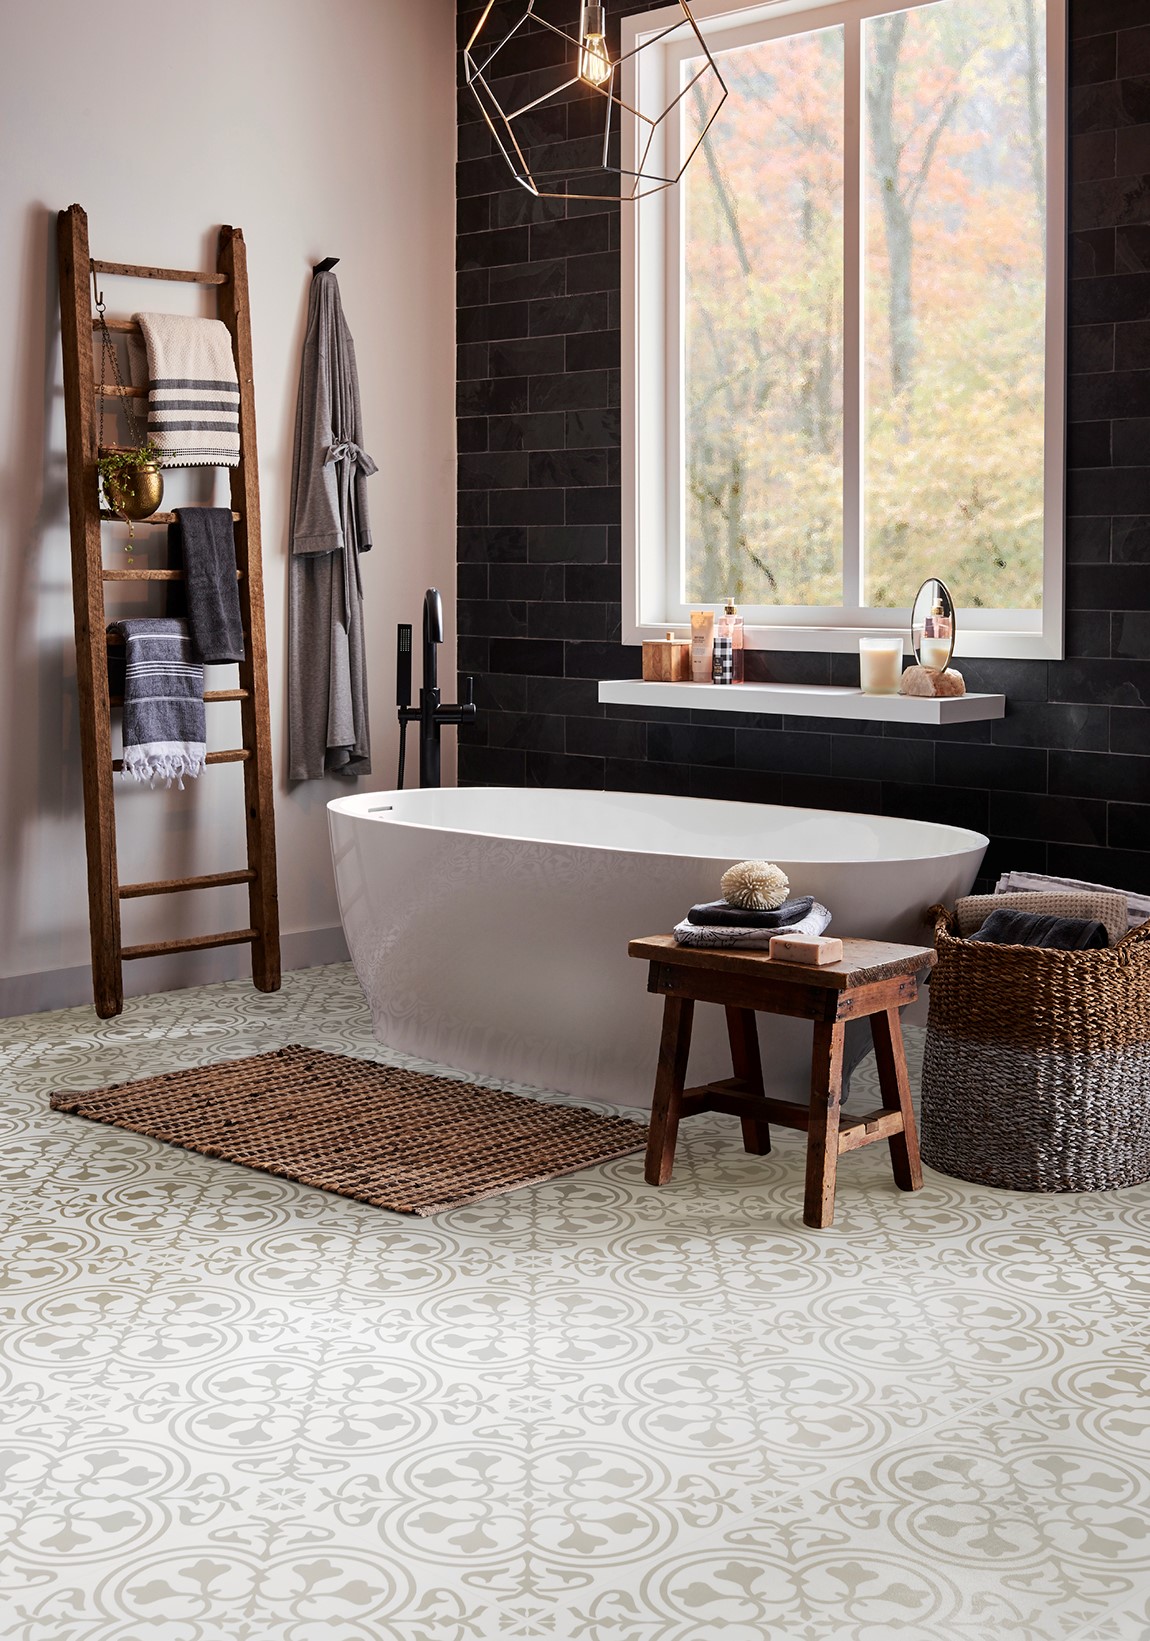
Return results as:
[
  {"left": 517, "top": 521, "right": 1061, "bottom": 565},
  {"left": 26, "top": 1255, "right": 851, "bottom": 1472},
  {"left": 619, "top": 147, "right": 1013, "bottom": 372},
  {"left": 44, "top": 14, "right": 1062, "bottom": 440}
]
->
[
  {"left": 112, "top": 618, "right": 206, "bottom": 787},
  {"left": 133, "top": 312, "right": 240, "bottom": 467},
  {"left": 673, "top": 901, "right": 833, "bottom": 951},
  {"left": 168, "top": 508, "right": 245, "bottom": 663}
]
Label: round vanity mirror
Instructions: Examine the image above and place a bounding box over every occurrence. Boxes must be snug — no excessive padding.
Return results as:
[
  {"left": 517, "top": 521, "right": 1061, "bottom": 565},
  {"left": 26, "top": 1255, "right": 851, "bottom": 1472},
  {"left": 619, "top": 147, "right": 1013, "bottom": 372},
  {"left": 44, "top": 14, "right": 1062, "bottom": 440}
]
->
[{"left": 911, "top": 578, "right": 956, "bottom": 674}]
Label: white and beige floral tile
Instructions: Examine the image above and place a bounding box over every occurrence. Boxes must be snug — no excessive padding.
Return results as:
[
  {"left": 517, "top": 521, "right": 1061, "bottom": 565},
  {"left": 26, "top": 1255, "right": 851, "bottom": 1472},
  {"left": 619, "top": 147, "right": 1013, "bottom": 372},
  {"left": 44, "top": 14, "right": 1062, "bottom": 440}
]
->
[{"left": 0, "top": 964, "right": 1148, "bottom": 1640}]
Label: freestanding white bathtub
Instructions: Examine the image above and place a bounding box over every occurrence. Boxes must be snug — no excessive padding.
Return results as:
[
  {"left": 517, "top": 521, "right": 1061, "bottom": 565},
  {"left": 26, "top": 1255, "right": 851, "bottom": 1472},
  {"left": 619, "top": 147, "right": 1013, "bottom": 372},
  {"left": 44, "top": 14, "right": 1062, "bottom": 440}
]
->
[{"left": 328, "top": 787, "right": 986, "bottom": 1109}]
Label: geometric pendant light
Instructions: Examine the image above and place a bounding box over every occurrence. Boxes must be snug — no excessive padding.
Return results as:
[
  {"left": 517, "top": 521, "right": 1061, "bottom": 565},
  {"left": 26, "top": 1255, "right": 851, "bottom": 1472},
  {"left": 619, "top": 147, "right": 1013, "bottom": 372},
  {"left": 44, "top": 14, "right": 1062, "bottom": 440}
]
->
[{"left": 464, "top": 2, "right": 728, "bottom": 202}]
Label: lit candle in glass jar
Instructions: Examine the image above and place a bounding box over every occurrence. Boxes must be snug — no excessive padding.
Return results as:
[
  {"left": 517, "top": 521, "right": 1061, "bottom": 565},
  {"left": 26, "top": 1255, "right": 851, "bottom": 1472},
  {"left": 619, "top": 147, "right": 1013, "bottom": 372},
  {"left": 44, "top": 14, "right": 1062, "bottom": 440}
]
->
[{"left": 859, "top": 637, "right": 904, "bottom": 695}]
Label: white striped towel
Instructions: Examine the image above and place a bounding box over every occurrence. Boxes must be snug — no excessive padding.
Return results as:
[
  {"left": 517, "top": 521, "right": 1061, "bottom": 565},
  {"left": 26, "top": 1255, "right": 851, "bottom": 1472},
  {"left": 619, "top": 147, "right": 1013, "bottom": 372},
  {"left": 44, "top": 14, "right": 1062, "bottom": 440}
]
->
[{"left": 134, "top": 312, "right": 240, "bottom": 467}]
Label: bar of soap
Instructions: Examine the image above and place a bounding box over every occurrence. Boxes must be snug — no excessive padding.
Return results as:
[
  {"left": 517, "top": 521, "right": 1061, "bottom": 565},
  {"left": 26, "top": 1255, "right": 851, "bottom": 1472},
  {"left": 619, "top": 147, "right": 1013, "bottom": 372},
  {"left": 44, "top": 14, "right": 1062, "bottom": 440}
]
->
[{"left": 769, "top": 934, "right": 844, "bottom": 966}]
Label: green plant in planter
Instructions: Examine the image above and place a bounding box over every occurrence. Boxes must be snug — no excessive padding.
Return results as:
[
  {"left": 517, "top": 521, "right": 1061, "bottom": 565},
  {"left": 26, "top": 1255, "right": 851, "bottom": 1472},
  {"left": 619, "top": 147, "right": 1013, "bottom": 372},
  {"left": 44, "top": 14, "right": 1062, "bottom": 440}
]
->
[{"left": 98, "top": 441, "right": 164, "bottom": 550}]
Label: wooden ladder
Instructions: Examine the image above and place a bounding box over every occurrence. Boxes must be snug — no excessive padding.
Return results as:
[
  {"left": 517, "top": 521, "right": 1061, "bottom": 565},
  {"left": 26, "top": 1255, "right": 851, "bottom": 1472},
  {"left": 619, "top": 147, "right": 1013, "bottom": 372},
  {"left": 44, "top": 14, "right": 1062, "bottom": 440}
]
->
[{"left": 57, "top": 203, "right": 280, "bottom": 1019}]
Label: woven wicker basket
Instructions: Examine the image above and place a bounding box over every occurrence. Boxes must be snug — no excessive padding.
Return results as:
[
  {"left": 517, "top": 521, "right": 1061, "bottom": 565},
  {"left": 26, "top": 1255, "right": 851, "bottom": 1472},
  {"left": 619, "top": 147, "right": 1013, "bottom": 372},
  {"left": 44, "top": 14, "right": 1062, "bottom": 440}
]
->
[{"left": 921, "top": 905, "right": 1150, "bottom": 1192}]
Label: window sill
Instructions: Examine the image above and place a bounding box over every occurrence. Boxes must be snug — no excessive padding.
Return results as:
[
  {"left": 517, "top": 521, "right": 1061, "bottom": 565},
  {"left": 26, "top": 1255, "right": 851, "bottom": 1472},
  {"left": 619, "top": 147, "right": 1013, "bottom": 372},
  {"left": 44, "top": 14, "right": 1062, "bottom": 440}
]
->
[
  {"left": 597, "top": 679, "right": 1006, "bottom": 725},
  {"left": 624, "top": 621, "right": 1063, "bottom": 661}
]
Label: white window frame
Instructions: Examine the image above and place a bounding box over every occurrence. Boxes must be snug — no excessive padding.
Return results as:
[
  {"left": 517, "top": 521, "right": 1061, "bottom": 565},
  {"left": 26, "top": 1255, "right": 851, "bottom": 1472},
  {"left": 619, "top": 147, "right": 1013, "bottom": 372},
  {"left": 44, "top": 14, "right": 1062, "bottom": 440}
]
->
[{"left": 621, "top": 0, "right": 1067, "bottom": 659}]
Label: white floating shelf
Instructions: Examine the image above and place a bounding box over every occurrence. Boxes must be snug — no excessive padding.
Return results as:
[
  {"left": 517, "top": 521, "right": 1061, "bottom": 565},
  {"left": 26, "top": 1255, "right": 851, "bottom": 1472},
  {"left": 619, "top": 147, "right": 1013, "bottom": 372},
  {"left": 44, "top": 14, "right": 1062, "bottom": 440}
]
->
[{"left": 597, "top": 679, "right": 1006, "bottom": 725}]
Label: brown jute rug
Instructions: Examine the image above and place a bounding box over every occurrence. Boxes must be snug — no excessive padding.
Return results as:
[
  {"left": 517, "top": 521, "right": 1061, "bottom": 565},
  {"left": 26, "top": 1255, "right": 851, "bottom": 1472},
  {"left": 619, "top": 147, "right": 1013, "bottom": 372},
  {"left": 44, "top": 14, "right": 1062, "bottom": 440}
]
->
[{"left": 50, "top": 1045, "right": 647, "bottom": 1216}]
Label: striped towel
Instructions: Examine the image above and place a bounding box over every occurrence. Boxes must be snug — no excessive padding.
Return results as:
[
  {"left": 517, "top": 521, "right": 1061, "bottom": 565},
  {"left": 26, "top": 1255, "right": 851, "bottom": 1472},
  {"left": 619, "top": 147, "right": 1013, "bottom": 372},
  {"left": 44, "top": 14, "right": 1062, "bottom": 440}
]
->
[
  {"left": 112, "top": 618, "right": 206, "bottom": 787},
  {"left": 133, "top": 312, "right": 240, "bottom": 467}
]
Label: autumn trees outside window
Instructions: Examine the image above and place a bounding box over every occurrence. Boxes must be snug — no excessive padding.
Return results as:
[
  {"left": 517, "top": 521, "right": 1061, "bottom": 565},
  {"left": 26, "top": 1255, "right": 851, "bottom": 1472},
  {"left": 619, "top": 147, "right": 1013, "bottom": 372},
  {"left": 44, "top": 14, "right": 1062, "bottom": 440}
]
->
[{"left": 622, "top": 0, "right": 1066, "bottom": 659}]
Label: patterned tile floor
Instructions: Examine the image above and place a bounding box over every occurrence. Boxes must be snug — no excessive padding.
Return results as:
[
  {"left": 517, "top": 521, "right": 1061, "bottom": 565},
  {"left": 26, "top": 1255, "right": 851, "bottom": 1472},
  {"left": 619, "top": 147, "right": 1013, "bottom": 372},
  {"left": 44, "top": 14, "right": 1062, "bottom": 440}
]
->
[{"left": 1, "top": 963, "right": 1149, "bottom": 1641}]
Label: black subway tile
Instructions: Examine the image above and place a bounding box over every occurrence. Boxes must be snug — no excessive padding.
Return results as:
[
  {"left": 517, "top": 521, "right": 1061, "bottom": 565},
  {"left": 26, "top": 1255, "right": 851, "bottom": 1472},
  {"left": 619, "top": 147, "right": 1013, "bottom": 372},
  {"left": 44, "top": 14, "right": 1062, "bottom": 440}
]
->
[
  {"left": 458, "top": 599, "right": 528, "bottom": 639},
  {"left": 605, "top": 758, "right": 693, "bottom": 797},
  {"left": 470, "top": 672, "right": 528, "bottom": 715},
  {"left": 526, "top": 752, "right": 605, "bottom": 789},
  {"left": 990, "top": 792, "right": 1109, "bottom": 846},
  {"left": 1108, "top": 801, "right": 1150, "bottom": 848},
  {"left": 457, "top": 525, "right": 529, "bottom": 564},
  {"left": 530, "top": 294, "right": 611, "bottom": 336},
  {"left": 488, "top": 489, "right": 565, "bottom": 527},
  {"left": 565, "top": 485, "right": 621, "bottom": 525},
  {"left": 489, "top": 336, "right": 566, "bottom": 378},
  {"left": 489, "top": 637, "right": 565, "bottom": 676},
  {"left": 530, "top": 449, "right": 610, "bottom": 488},
  {"left": 528, "top": 600, "right": 610, "bottom": 640},
  {"left": 1050, "top": 659, "right": 1150, "bottom": 706},
  {"left": 459, "top": 745, "right": 526, "bottom": 787},
  {"left": 1110, "top": 705, "right": 1150, "bottom": 751},
  {"left": 566, "top": 715, "right": 647, "bottom": 759},
  {"left": 488, "top": 258, "right": 568, "bottom": 303},
  {"left": 1050, "top": 748, "right": 1150, "bottom": 800},
  {"left": 458, "top": 451, "right": 530, "bottom": 491},
  {"left": 530, "top": 370, "right": 613, "bottom": 412},
  {"left": 488, "top": 563, "right": 564, "bottom": 601},
  {"left": 457, "top": 376, "right": 530, "bottom": 416},
  {"left": 488, "top": 413, "right": 566, "bottom": 452},
  {"left": 936, "top": 743, "right": 1048, "bottom": 793},
  {"left": 488, "top": 712, "right": 566, "bottom": 754},
  {"left": 735, "top": 728, "right": 833, "bottom": 777},
  {"left": 565, "top": 408, "right": 622, "bottom": 449},
  {"left": 1117, "top": 222, "right": 1150, "bottom": 272},
  {"left": 648, "top": 722, "right": 736, "bottom": 767},
  {"left": 993, "top": 702, "right": 1110, "bottom": 751},
  {"left": 1113, "top": 517, "right": 1150, "bottom": 560},
  {"left": 564, "top": 640, "right": 641, "bottom": 680},
  {"left": 528, "top": 524, "right": 608, "bottom": 563},
  {"left": 566, "top": 564, "right": 621, "bottom": 601},
  {"left": 1047, "top": 842, "right": 1150, "bottom": 893},
  {"left": 565, "top": 329, "right": 621, "bottom": 372},
  {"left": 528, "top": 675, "right": 604, "bottom": 716}
]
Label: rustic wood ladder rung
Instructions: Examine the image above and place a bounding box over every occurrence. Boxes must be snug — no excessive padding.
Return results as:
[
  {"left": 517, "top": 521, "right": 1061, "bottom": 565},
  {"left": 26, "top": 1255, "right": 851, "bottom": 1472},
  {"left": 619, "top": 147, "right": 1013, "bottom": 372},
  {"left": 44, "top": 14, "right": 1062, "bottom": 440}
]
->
[
  {"left": 99, "top": 510, "right": 242, "bottom": 526},
  {"left": 58, "top": 202, "right": 280, "bottom": 1019},
  {"left": 120, "top": 869, "right": 257, "bottom": 901}
]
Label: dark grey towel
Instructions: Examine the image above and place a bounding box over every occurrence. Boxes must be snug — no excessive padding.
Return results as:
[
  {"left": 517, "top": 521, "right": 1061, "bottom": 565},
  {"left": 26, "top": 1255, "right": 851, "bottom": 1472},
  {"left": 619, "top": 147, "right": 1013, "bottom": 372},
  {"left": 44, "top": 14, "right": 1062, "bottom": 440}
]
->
[
  {"left": 168, "top": 507, "right": 245, "bottom": 664},
  {"left": 687, "top": 895, "right": 816, "bottom": 929},
  {"left": 111, "top": 618, "right": 205, "bottom": 787},
  {"left": 968, "top": 908, "right": 1109, "bottom": 950}
]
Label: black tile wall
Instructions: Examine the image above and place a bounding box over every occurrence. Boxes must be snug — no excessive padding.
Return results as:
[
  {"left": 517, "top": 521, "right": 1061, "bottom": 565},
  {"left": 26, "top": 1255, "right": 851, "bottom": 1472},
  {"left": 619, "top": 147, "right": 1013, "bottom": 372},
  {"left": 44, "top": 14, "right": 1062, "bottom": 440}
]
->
[{"left": 457, "top": 0, "right": 1150, "bottom": 892}]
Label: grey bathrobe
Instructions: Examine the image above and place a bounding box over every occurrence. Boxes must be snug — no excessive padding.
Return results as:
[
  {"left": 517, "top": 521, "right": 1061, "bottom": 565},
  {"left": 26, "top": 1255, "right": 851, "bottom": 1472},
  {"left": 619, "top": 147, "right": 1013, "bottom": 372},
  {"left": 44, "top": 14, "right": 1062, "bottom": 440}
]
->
[{"left": 287, "top": 270, "right": 377, "bottom": 780}]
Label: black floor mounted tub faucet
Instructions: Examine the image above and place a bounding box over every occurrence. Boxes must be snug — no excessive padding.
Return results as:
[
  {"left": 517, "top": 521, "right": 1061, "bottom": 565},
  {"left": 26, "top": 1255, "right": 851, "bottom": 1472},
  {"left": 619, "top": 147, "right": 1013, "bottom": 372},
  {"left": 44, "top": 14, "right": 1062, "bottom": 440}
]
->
[{"left": 396, "top": 589, "right": 476, "bottom": 788}]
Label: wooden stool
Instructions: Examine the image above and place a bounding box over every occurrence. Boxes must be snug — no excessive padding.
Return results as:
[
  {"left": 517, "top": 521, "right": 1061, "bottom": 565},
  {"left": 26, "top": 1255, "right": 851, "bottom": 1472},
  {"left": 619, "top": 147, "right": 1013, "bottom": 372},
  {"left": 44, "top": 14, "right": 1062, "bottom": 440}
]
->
[{"left": 628, "top": 935, "right": 936, "bottom": 1228}]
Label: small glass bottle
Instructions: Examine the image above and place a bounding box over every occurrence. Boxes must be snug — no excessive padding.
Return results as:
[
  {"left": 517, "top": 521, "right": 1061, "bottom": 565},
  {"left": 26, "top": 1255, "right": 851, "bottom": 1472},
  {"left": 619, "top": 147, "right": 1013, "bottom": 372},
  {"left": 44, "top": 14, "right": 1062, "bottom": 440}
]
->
[{"left": 717, "top": 597, "right": 745, "bottom": 683}]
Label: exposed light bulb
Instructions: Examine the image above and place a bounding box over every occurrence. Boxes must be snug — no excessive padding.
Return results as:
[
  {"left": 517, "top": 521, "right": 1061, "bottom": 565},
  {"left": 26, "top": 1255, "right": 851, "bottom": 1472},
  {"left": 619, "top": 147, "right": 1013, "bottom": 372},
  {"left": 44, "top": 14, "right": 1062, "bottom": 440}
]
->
[{"left": 579, "top": 5, "right": 612, "bottom": 85}]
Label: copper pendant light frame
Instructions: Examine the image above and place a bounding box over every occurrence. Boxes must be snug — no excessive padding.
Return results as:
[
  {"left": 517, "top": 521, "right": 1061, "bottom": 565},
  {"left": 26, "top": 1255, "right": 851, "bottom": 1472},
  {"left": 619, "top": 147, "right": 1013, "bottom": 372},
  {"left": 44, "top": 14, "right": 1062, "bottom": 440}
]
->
[{"left": 464, "top": 1, "right": 728, "bottom": 202}]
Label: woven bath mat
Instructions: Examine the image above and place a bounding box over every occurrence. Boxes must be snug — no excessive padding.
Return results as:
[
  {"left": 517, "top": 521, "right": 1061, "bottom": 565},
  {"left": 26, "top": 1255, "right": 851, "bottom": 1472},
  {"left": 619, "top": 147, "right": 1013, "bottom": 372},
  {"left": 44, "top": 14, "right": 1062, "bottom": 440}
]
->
[{"left": 50, "top": 1045, "right": 647, "bottom": 1216}]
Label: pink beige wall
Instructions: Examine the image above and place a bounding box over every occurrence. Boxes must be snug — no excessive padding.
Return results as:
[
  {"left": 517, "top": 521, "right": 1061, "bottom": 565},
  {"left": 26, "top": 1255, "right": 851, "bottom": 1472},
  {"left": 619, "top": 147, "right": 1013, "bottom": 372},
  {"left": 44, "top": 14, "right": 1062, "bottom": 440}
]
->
[{"left": 0, "top": 0, "right": 458, "bottom": 1011}]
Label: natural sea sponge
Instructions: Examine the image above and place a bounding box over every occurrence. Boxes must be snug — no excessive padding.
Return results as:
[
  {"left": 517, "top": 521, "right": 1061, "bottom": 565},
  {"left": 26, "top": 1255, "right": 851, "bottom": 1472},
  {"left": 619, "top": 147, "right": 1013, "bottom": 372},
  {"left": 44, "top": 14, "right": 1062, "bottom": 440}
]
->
[{"left": 720, "top": 859, "right": 789, "bottom": 912}]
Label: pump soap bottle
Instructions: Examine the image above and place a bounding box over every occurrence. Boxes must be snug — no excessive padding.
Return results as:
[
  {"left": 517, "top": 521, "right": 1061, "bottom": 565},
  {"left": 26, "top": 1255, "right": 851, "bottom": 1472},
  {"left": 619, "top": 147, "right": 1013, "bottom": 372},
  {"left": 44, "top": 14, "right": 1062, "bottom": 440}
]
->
[{"left": 717, "top": 598, "right": 745, "bottom": 683}]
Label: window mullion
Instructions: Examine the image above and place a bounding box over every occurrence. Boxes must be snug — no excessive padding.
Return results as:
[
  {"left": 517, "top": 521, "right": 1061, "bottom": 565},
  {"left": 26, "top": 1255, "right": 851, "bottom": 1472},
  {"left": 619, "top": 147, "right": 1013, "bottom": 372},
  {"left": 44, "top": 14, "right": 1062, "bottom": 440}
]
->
[{"left": 842, "top": 13, "right": 863, "bottom": 615}]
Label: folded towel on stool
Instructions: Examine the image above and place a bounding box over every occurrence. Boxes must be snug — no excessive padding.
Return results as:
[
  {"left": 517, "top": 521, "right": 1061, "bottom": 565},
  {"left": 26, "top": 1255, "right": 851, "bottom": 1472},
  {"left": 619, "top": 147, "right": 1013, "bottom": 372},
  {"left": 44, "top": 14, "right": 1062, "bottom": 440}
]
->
[
  {"left": 968, "top": 907, "right": 1108, "bottom": 951},
  {"left": 112, "top": 618, "right": 205, "bottom": 787},
  {"left": 133, "top": 312, "right": 240, "bottom": 467},
  {"left": 168, "top": 508, "right": 245, "bottom": 663},
  {"left": 674, "top": 901, "right": 832, "bottom": 951},
  {"left": 687, "top": 894, "right": 815, "bottom": 929}
]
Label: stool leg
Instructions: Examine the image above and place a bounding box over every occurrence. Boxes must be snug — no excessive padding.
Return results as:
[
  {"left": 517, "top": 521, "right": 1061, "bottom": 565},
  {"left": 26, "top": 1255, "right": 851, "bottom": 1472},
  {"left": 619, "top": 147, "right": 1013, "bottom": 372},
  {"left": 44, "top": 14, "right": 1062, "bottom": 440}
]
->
[
  {"left": 725, "top": 1005, "right": 770, "bottom": 1155},
  {"left": 870, "top": 1005, "right": 923, "bottom": 1193},
  {"left": 804, "top": 1020, "right": 845, "bottom": 1229},
  {"left": 645, "top": 995, "right": 694, "bottom": 1186}
]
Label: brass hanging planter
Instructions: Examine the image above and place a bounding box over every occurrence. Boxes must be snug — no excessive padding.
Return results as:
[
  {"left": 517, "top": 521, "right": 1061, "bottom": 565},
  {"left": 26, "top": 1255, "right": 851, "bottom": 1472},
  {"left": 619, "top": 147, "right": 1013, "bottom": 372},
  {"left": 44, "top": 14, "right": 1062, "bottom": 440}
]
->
[{"left": 102, "top": 458, "right": 164, "bottom": 521}]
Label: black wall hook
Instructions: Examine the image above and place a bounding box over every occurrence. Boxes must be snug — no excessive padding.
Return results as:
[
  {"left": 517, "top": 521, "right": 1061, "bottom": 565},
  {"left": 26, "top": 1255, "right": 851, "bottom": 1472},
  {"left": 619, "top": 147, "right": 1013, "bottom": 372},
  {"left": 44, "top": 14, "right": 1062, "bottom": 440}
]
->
[{"left": 313, "top": 256, "right": 340, "bottom": 273}]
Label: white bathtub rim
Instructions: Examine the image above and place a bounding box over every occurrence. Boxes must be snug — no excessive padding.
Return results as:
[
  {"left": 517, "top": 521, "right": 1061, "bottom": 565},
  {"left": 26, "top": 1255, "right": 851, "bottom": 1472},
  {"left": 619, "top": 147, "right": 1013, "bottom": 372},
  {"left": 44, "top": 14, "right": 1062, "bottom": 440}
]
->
[{"left": 328, "top": 785, "right": 989, "bottom": 870}]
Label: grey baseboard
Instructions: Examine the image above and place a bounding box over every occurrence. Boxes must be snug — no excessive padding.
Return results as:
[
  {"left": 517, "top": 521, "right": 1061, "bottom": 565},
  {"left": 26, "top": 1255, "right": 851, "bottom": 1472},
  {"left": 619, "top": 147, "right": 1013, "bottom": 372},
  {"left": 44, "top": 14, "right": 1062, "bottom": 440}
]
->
[{"left": 0, "top": 926, "right": 350, "bottom": 1020}]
